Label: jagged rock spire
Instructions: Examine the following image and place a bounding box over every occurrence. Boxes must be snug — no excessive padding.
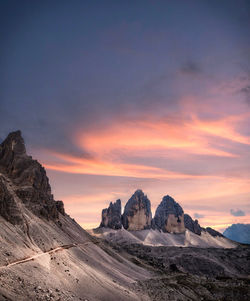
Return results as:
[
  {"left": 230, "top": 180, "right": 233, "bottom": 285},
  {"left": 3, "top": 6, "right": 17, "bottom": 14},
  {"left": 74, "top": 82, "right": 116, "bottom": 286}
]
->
[
  {"left": 122, "top": 189, "right": 152, "bottom": 231},
  {"left": 184, "top": 214, "right": 202, "bottom": 235},
  {"left": 100, "top": 199, "right": 122, "bottom": 229},
  {"left": 153, "top": 195, "right": 185, "bottom": 233}
]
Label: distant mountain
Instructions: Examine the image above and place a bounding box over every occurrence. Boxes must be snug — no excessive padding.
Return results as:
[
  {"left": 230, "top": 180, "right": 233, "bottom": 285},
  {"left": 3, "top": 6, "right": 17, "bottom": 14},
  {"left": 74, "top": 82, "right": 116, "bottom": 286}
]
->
[
  {"left": 97, "top": 190, "right": 230, "bottom": 248},
  {"left": 223, "top": 224, "right": 250, "bottom": 244}
]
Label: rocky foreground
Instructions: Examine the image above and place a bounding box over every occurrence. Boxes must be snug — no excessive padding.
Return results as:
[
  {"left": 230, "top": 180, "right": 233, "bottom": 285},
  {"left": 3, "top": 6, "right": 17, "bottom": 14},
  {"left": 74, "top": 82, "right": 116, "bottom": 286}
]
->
[{"left": 0, "top": 131, "right": 249, "bottom": 301}]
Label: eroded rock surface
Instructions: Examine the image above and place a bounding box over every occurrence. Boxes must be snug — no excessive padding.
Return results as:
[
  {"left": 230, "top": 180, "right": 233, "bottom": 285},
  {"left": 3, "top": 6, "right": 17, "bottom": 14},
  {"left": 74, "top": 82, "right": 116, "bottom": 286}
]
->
[
  {"left": 0, "top": 131, "right": 64, "bottom": 222},
  {"left": 122, "top": 190, "right": 152, "bottom": 230},
  {"left": 0, "top": 175, "right": 23, "bottom": 224},
  {"left": 100, "top": 199, "right": 122, "bottom": 229},
  {"left": 184, "top": 214, "right": 202, "bottom": 235},
  {"left": 154, "top": 195, "right": 185, "bottom": 233}
]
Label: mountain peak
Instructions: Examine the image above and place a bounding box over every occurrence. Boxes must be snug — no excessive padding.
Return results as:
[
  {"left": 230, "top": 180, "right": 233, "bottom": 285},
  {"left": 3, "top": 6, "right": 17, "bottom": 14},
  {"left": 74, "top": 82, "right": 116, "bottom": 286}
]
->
[
  {"left": 100, "top": 199, "right": 122, "bottom": 229},
  {"left": 122, "top": 190, "right": 152, "bottom": 230},
  {"left": 154, "top": 195, "right": 185, "bottom": 233},
  {"left": 0, "top": 131, "right": 64, "bottom": 223},
  {"left": 1, "top": 130, "right": 26, "bottom": 156}
]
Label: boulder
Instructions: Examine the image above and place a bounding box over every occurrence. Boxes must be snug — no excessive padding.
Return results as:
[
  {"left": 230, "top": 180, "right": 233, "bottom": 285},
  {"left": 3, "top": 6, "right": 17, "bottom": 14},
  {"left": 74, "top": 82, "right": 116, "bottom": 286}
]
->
[
  {"left": 100, "top": 199, "right": 122, "bottom": 229},
  {"left": 154, "top": 195, "right": 185, "bottom": 233},
  {"left": 122, "top": 190, "right": 152, "bottom": 231}
]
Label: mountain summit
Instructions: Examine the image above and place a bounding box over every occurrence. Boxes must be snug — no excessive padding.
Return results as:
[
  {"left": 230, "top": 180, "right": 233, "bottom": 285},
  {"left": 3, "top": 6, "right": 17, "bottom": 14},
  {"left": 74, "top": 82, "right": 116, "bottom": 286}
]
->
[
  {"left": 0, "top": 130, "right": 64, "bottom": 224},
  {"left": 97, "top": 190, "right": 231, "bottom": 247}
]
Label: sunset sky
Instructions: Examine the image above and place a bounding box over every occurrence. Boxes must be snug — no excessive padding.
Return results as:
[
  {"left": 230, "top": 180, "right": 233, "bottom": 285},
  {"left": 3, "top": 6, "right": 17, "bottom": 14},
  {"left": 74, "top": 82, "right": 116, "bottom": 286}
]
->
[{"left": 1, "top": 0, "right": 250, "bottom": 231}]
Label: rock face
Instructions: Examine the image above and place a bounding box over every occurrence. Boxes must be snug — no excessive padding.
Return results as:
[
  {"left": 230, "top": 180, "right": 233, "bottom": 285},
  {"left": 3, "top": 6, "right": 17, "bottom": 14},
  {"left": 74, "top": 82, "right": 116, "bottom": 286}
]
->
[
  {"left": 100, "top": 199, "right": 122, "bottom": 229},
  {"left": 184, "top": 214, "right": 202, "bottom": 235},
  {"left": 0, "top": 175, "right": 23, "bottom": 224},
  {"left": 97, "top": 191, "right": 225, "bottom": 240},
  {"left": 122, "top": 190, "right": 152, "bottom": 230},
  {"left": 154, "top": 195, "right": 185, "bottom": 233},
  {"left": 0, "top": 131, "right": 64, "bottom": 222},
  {"left": 206, "top": 227, "right": 224, "bottom": 237}
]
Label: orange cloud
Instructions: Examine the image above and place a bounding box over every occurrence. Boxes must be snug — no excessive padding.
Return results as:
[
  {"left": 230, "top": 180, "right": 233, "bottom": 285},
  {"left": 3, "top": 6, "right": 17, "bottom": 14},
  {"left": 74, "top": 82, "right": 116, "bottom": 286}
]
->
[
  {"left": 36, "top": 111, "right": 250, "bottom": 232},
  {"left": 40, "top": 112, "right": 250, "bottom": 180},
  {"left": 44, "top": 156, "right": 221, "bottom": 179},
  {"left": 190, "top": 114, "right": 250, "bottom": 145},
  {"left": 77, "top": 117, "right": 238, "bottom": 159}
]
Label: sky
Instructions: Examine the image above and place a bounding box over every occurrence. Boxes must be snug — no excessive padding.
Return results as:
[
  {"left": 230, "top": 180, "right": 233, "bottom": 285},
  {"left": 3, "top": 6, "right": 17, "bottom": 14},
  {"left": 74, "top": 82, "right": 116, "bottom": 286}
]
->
[{"left": 1, "top": 0, "right": 250, "bottom": 231}]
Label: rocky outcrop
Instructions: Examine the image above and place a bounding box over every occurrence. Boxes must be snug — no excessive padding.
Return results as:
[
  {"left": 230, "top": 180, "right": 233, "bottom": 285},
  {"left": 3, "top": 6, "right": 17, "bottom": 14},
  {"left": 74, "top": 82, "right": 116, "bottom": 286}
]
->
[
  {"left": 205, "top": 227, "right": 224, "bottom": 237},
  {"left": 0, "top": 175, "right": 23, "bottom": 224},
  {"left": 100, "top": 199, "right": 122, "bottom": 229},
  {"left": 184, "top": 214, "right": 202, "bottom": 235},
  {"left": 56, "top": 200, "right": 65, "bottom": 216},
  {"left": 0, "top": 131, "right": 64, "bottom": 222},
  {"left": 122, "top": 190, "right": 152, "bottom": 230},
  {"left": 154, "top": 195, "right": 185, "bottom": 233}
]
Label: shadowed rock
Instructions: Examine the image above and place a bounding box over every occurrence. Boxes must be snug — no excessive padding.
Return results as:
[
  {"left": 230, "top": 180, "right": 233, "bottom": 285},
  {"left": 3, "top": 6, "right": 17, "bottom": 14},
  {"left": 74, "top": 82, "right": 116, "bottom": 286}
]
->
[
  {"left": 122, "top": 190, "right": 152, "bottom": 231},
  {"left": 184, "top": 214, "right": 202, "bottom": 235},
  {"left": 100, "top": 199, "right": 122, "bottom": 229},
  {"left": 154, "top": 195, "right": 185, "bottom": 233},
  {"left": 206, "top": 227, "right": 224, "bottom": 237},
  {"left": 0, "top": 131, "right": 64, "bottom": 222},
  {"left": 0, "top": 176, "right": 23, "bottom": 224}
]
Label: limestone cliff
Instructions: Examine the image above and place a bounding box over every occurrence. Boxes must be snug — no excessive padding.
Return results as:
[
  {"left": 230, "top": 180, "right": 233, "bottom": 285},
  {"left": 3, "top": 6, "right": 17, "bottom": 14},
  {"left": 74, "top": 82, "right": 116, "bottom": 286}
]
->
[
  {"left": 122, "top": 190, "right": 152, "bottom": 230},
  {"left": 100, "top": 199, "right": 122, "bottom": 229},
  {"left": 153, "top": 195, "right": 185, "bottom": 233}
]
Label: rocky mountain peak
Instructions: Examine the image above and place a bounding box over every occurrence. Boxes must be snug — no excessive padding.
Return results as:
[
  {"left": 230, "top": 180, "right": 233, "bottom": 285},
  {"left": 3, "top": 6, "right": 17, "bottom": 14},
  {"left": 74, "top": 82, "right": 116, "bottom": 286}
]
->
[
  {"left": 100, "top": 199, "right": 122, "bottom": 229},
  {"left": 154, "top": 195, "right": 185, "bottom": 233},
  {"left": 122, "top": 189, "right": 152, "bottom": 230},
  {"left": 0, "top": 131, "right": 65, "bottom": 224},
  {"left": 4, "top": 130, "right": 26, "bottom": 155}
]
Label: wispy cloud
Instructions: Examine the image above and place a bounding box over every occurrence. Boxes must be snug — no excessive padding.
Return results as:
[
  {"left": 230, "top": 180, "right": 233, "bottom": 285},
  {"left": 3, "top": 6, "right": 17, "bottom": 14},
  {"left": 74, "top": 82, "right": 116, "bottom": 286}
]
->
[
  {"left": 194, "top": 213, "right": 204, "bottom": 219},
  {"left": 230, "top": 209, "right": 246, "bottom": 216}
]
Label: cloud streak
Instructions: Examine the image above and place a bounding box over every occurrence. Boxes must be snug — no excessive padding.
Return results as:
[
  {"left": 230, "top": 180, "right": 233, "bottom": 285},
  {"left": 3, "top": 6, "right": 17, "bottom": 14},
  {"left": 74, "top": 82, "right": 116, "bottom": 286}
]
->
[{"left": 230, "top": 209, "right": 246, "bottom": 217}]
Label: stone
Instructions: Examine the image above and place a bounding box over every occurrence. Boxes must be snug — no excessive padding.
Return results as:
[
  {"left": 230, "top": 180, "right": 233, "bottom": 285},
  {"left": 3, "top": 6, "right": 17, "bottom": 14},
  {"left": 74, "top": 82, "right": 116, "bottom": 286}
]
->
[
  {"left": 100, "top": 199, "right": 122, "bottom": 229},
  {"left": 184, "top": 214, "right": 202, "bottom": 235},
  {"left": 153, "top": 195, "right": 185, "bottom": 233},
  {"left": 122, "top": 190, "right": 152, "bottom": 231}
]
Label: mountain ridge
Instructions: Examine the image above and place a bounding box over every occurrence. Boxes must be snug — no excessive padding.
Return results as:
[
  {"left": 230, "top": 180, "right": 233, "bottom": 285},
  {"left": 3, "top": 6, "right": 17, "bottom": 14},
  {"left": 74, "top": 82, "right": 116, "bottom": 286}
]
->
[{"left": 98, "top": 191, "right": 225, "bottom": 245}]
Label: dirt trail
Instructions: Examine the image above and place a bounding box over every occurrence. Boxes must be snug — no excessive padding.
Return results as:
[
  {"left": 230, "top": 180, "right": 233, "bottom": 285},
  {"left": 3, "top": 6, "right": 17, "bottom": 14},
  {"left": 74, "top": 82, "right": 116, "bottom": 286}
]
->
[{"left": 0, "top": 243, "right": 88, "bottom": 269}]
